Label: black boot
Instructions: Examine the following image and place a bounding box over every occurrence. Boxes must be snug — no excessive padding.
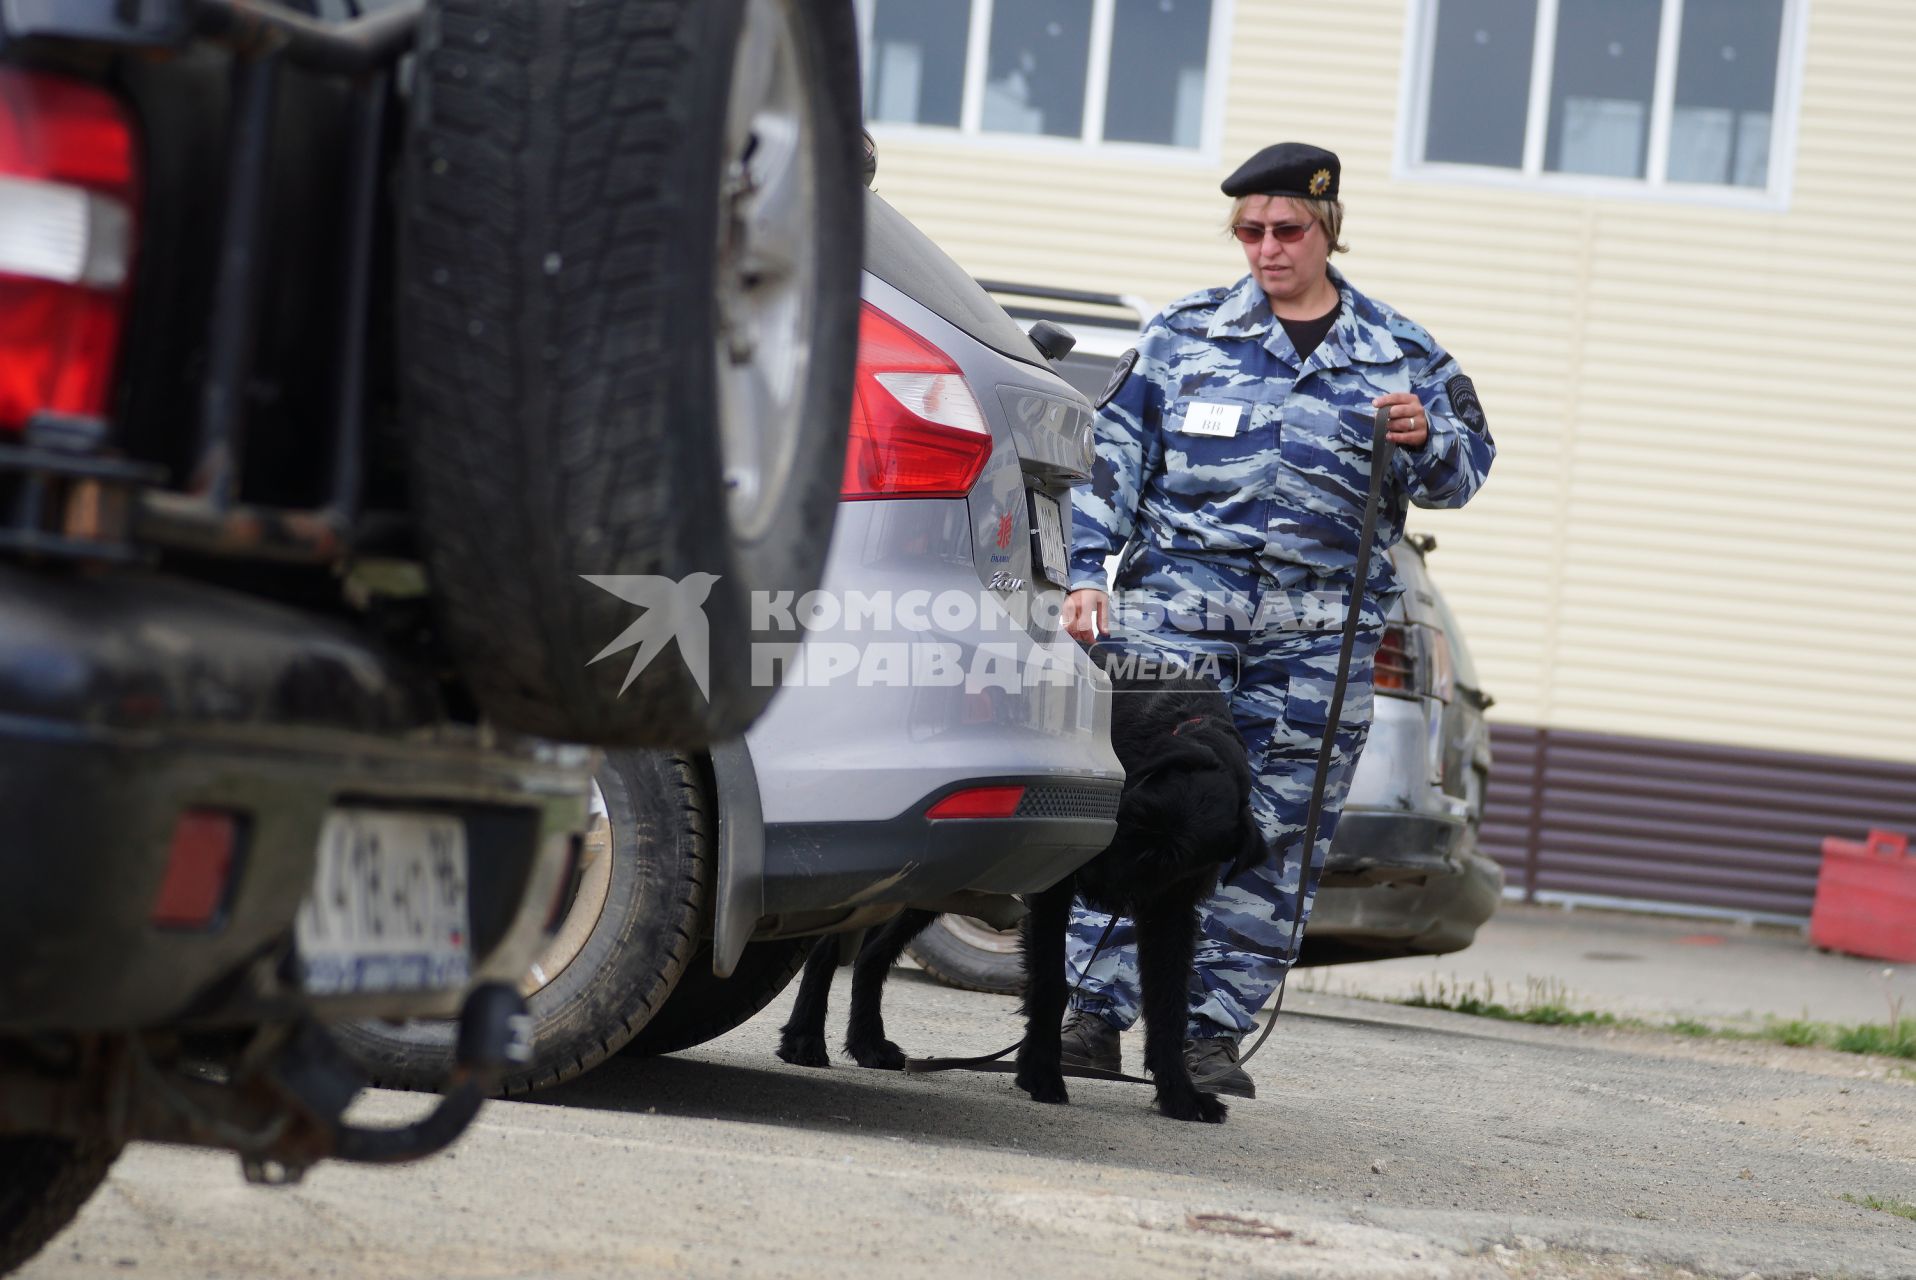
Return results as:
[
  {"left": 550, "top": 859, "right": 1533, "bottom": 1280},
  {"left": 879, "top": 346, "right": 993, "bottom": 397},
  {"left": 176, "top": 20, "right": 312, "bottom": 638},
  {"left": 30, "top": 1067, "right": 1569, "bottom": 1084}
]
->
[
  {"left": 1183, "top": 1036, "right": 1254, "bottom": 1098},
  {"left": 1058, "top": 1008, "right": 1121, "bottom": 1072}
]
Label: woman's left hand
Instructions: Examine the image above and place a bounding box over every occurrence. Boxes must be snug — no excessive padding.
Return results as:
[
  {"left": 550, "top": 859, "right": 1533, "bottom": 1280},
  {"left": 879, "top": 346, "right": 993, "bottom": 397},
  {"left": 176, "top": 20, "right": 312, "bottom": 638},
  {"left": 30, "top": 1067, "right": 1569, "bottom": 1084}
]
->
[{"left": 1371, "top": 392, "right": 1428, "bottom": 449}]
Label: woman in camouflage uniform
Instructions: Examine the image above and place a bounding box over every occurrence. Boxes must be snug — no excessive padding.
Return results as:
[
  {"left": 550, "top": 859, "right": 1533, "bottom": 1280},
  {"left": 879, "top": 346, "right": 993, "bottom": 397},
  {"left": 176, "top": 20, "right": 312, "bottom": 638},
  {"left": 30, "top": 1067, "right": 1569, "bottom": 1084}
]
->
[{"left": 1058, "top": 143, "right": 1496, "bottom": 1097}]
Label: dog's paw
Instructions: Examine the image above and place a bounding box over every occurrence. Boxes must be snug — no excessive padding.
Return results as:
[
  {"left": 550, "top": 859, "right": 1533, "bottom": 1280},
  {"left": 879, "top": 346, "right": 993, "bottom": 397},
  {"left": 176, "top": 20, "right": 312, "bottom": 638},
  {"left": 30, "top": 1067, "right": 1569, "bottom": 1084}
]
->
[
  {"left": 1016, "top": 1067, "right": 1071, "bottom": 1106},
  {"left": 776, "top": 1030, "right": 832, "bottom": 1069},
  {"left": 846, "top": 1038, "right": 908, "bottom": 1071},
  {"left": 1157, "top": 1088, "right": 1228, "bottom": 1124}
]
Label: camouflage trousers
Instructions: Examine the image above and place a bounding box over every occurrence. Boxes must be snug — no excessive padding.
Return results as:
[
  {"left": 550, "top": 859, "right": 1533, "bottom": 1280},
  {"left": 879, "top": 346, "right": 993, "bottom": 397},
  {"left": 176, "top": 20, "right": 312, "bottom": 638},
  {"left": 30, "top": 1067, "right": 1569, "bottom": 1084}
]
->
[{"left": 1065, "top": 547, "right": 1385, "bottom": 1040}]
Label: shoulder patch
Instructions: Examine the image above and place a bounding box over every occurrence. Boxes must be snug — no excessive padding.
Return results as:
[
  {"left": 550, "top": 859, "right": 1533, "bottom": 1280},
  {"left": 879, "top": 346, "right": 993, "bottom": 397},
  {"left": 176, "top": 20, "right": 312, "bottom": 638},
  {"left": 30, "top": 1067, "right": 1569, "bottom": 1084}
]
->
[
  {"left": 1097, "top": 348, "right": 1140, "bottom": 411},
  {"left": 1445, "top": 373, "right": 1488, "bottom": 434}
]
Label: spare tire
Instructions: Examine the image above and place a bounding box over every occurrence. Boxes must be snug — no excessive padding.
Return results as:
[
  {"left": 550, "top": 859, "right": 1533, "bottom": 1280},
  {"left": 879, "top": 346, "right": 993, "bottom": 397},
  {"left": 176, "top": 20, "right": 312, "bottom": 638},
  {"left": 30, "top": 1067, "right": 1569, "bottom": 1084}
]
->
[{"left": 400, "top": 0, "right": 862, "bottom": 747}]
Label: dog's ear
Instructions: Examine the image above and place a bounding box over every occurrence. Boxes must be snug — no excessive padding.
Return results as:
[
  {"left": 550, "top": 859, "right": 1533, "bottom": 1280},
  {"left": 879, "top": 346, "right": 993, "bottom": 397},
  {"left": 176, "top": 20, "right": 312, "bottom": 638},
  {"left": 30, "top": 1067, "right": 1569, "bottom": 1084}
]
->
[{"left": 1226, "top": 806, "right": 1271, "bottom": 880}]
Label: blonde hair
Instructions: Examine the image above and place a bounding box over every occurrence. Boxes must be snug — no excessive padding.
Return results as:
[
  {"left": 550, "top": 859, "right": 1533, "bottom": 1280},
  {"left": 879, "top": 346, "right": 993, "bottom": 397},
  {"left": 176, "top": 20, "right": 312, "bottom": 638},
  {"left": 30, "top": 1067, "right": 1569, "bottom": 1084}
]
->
[{"left": 1225, "top": 194, "right": 1349, "bottom": 255}]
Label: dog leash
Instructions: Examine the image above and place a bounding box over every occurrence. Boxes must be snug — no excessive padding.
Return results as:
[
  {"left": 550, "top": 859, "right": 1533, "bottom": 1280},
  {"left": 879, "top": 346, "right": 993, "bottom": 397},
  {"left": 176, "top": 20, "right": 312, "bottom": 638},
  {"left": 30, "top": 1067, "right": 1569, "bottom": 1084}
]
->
[
  {"left": 1188, "top": 408, "right": 1395, "bottom": 1087},
  {"left": 907, "top": 411, "right": 1396, "bottom": 1095},
  {"left": 904, "top": 917, "right": 1155, "bottom": 1083}
]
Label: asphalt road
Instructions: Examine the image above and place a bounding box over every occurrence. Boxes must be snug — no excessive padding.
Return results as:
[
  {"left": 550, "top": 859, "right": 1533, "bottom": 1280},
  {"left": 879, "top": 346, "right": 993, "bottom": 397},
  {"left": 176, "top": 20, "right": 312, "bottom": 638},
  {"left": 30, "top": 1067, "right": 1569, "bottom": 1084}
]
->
[{"left": 19, "top": 969, "right": 1916, "bottom": 1280}]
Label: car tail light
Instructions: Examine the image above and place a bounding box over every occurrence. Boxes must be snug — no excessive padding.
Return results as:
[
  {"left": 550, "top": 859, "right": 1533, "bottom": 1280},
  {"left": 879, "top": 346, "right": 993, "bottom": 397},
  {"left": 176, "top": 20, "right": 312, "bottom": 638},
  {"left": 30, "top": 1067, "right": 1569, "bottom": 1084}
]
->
[
  {"left": 151, "top": 809, "right": 245, "bottom": 931},
  {"left": 1374, "top": 623, "right": 1417, "bottom": 696},
  {"left": 926, "top": 785, "right": 1025, "bottom": 820},
  {"left": 0, "top": 70, "right": 139, "bottom": 434},
  {"left": 842, "top": 303, "right": 992, "bottom": 500},
  {"left": 1375, "top": 622, "right": 1454, "bottom": 703}
]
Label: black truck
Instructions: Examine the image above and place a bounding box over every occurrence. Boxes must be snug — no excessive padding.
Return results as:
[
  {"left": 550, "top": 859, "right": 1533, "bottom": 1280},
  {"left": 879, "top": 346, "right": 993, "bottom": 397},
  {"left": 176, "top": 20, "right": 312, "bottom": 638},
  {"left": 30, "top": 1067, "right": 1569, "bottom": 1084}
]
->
[{"left": 0, "top": 0, "right": 862, "bottom": 1270}]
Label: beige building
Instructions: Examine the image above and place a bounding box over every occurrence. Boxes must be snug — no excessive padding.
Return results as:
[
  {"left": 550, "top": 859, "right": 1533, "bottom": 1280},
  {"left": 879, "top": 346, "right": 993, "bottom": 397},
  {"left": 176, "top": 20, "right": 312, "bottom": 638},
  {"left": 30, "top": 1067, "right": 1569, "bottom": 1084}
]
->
[{"left": 857, "top": 0, "right": 1916, "bottom": 914}]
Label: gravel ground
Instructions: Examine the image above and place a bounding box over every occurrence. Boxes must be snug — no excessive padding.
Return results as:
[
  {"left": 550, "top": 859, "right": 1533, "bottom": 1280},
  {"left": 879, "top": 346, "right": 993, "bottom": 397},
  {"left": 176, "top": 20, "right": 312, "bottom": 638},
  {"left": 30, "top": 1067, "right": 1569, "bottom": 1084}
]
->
[{"left": 18, "top": 969, "right": 1916, "bottom": 1280}]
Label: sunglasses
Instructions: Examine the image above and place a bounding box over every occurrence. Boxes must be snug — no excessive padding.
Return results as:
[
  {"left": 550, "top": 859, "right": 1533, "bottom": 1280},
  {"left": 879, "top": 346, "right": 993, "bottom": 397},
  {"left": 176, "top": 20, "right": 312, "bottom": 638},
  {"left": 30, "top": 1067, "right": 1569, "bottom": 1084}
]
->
[{"left": 1230, "top": 221, "right": 1314, "bottom": 245}]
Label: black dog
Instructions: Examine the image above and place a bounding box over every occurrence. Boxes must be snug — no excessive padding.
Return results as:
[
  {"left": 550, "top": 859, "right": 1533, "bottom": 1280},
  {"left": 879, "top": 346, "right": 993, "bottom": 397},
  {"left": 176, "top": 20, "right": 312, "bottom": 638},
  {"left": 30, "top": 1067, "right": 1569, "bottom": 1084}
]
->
[{"left": 776, "top": 654, "right": 1268, "bottom": 1123}]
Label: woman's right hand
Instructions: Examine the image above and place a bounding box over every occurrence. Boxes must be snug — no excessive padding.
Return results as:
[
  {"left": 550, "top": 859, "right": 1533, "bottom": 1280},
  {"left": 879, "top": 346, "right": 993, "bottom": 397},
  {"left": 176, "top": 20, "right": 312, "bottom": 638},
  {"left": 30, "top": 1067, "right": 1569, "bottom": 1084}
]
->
[{"left": 1062, "top": 588, "right": 1110, "bottom": 645}]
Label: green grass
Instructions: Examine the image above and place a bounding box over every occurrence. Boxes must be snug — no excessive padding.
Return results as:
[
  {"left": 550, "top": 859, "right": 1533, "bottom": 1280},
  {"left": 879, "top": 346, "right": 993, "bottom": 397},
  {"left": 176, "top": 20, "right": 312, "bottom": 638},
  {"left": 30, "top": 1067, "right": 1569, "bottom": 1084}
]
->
[
  {"left": 1403, "top": 976, "right": 1621, "bottom": 1028},
  {"left": 1389, "top": 977, "right": 1915, "bottom": 1062},
  {"left": 1832, "top": 1021, "right": 1916, "bottom": 1058},
  {"left": 1744, "top": 1014, "right": 1915, "bottom": 1060},
  {"left": 1841, "top": 1193, "right": 1916, "bottom": 1222},
  {"left": 1769, "top": 1018, "right": 1825, "bottom": 1048}
]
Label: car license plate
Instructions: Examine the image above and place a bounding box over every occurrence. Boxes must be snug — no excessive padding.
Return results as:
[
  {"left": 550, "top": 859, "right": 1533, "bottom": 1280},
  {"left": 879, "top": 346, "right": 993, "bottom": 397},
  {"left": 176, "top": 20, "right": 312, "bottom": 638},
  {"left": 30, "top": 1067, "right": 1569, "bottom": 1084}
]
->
[
  {"left": 294, "top": 810, "right": 471, "bottom": 996},
  {"left": 1030, "top": 490, "right": 1069, "bottom": 586}
]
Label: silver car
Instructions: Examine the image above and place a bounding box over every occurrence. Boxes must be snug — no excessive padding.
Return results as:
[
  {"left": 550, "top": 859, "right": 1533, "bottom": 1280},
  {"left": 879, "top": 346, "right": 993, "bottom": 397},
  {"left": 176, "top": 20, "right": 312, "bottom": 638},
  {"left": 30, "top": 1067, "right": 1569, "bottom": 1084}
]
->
[
  {"left": 1297, "top": 535, "right": 1503, "bottom": 965},
  {"left": 726, "top": 199, "right": 1127, "bottom": 951}
]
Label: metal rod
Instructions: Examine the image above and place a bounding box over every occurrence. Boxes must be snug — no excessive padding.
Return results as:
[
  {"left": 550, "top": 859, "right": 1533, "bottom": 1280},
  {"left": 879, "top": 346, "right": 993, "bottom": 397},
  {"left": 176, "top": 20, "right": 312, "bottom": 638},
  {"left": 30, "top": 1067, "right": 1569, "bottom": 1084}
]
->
[
  {"left": 192, "top": 51, "right": 280, "bottom": 513},
  {"left": 192, "top": 0, "right": 423, "bottom": 74},
  {"left": 136, "top": 491, "right": 346, "bottom": 563},
  {"left": 322, "top": 71, "right": 388, "bottom": 532}
]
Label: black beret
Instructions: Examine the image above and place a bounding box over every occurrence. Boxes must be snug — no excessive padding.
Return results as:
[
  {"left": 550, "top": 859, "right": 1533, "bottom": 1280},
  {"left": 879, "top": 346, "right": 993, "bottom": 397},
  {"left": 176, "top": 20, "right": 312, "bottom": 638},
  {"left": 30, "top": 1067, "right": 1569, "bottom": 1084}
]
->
[{"left": 1221, "top": 142, "right": 1340, "bottom": 200}]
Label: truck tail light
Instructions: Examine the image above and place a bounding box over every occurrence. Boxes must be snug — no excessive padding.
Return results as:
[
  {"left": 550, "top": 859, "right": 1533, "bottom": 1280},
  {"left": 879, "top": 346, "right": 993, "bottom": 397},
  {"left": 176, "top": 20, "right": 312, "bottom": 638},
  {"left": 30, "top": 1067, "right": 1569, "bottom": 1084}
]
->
[
  {"left": 842, "top": 303, "right": 992, "bottom": 500},
  {"left": 0, "top": 70, "right": 140, "bottom": 435},
  {"left": 151, "top": 810, "right": 245, "bottom": 931}
]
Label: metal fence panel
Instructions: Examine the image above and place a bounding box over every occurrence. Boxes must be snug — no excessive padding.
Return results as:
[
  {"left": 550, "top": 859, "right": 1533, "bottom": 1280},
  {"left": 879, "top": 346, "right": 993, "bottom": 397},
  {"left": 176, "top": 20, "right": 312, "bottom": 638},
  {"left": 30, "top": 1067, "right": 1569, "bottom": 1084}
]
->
[{"left": 1479, "top": 725, "right": 1916, "bottom": 920}]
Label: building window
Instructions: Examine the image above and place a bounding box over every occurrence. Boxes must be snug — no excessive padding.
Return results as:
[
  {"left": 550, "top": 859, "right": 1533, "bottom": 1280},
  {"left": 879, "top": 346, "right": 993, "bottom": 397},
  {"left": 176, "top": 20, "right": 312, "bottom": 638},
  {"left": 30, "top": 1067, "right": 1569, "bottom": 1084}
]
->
[
  {"left": 857, "top": 0, "right": 1226, "bottom": 152},
  {"left": 1405, "top": 0, "right": 1799, "bottom": 200}
]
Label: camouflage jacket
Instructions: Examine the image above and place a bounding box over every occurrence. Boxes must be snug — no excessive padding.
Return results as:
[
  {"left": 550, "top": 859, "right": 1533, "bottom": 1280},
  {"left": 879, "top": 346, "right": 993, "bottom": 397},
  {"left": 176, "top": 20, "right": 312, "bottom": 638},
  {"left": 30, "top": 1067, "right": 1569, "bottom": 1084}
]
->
[{"left": 1068, "top": 267, "right": 1495, "bottom": 603}]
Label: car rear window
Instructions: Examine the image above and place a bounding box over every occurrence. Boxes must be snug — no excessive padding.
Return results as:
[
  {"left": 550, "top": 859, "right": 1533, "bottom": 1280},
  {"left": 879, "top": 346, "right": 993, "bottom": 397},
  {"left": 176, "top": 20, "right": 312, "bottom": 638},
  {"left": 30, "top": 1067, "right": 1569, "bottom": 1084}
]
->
[{"left": 864, "top": 192, "right": 1046, "bottom": 371}]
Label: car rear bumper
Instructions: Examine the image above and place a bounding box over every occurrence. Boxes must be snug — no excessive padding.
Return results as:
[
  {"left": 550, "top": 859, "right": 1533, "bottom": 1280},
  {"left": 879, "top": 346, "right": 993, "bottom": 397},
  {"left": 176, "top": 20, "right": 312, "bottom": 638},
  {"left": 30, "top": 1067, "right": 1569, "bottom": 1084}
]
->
[
  {"left": 1305, "top": 834, "right": 1505, "bottom": 965},
  {"left": 756, "top": 774, "right": 1122, "bottom": 925},
  {"left": 1322, "top": 808, "right": 1468, "bottom": 884},
  {"left": 0, "top": 564, "right": 588, "bottom": 1033}
]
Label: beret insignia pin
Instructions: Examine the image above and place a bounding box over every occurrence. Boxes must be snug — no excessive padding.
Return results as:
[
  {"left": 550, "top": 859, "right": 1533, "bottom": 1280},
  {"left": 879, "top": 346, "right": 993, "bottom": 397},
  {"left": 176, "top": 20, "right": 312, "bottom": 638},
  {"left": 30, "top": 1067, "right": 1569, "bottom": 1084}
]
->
[{"left": 1308, "top": 168, "right": 1332, "bottom": 196}]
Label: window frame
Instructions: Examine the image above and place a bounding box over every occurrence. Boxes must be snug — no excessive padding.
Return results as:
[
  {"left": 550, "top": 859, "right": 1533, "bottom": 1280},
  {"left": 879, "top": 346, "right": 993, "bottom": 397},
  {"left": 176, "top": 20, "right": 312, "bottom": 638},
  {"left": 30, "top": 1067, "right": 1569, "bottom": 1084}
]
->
[
  {"left": 854, "top": 0, "right": 1237, "bottom": 165},
  {"left": 1392, "top": 0, "right": 1811, "bottom": 210}
]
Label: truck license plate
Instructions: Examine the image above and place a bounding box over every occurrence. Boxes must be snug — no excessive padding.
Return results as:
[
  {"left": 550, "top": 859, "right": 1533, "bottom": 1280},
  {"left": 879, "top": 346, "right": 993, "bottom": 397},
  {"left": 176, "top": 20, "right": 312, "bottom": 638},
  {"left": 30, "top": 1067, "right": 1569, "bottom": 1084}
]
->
[
  {"left": 294, "top": 810, "right": 471, "bottom": 996},
  {"left": 1030, "top": 490, "right": 1069, "bottom": 586}
]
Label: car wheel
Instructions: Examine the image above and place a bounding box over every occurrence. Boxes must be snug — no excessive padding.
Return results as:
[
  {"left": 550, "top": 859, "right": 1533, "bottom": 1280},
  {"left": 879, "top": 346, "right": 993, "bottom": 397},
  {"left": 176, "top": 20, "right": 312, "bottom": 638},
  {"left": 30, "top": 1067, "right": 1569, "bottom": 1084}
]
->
[
  {"left": 333, "top": 750, "right": 712, "bottom": 1095},
  {"left": 0, "top": 1131, "right": 122, "bottom": 1275},
  {"left": 905, "top": 915, "right": 1025, "bottom": 996},
  {"left": 399, "top": 0, "right": 861, "bottom": 747},
  {"left": 621, "top": 938, "right": 813, "bottom": 1057}
]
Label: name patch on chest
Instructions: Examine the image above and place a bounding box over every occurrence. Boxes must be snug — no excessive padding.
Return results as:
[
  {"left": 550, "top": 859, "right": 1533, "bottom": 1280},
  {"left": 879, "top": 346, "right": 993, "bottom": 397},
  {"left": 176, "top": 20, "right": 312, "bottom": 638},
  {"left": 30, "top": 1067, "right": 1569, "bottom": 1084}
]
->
[{"left": 1179, "top": 402, "right": 1243, "bottom": 438}]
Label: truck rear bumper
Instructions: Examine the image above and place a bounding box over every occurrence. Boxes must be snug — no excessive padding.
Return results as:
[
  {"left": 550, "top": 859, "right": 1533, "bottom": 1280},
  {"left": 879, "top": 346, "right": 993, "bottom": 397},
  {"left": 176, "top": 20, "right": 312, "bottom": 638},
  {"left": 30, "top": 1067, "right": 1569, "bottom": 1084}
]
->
[{"left": 0, "top": 564, "right": 588, "bottom": 1032}]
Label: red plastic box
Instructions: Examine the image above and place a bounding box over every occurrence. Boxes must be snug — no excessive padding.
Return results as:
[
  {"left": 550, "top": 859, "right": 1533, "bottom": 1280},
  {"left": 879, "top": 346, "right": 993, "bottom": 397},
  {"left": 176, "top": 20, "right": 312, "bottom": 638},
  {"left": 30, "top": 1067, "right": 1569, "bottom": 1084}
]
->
[{"left": 1809, "top": 829, "right": 1916, "bottom": 963}]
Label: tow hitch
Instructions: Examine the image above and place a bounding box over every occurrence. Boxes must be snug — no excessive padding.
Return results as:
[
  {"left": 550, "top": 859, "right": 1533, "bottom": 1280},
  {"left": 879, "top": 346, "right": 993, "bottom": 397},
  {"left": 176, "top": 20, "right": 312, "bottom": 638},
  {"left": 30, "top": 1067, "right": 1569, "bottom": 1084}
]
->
[{"left": 0, "top": 984, "right": 531, "bottom": 1185}]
